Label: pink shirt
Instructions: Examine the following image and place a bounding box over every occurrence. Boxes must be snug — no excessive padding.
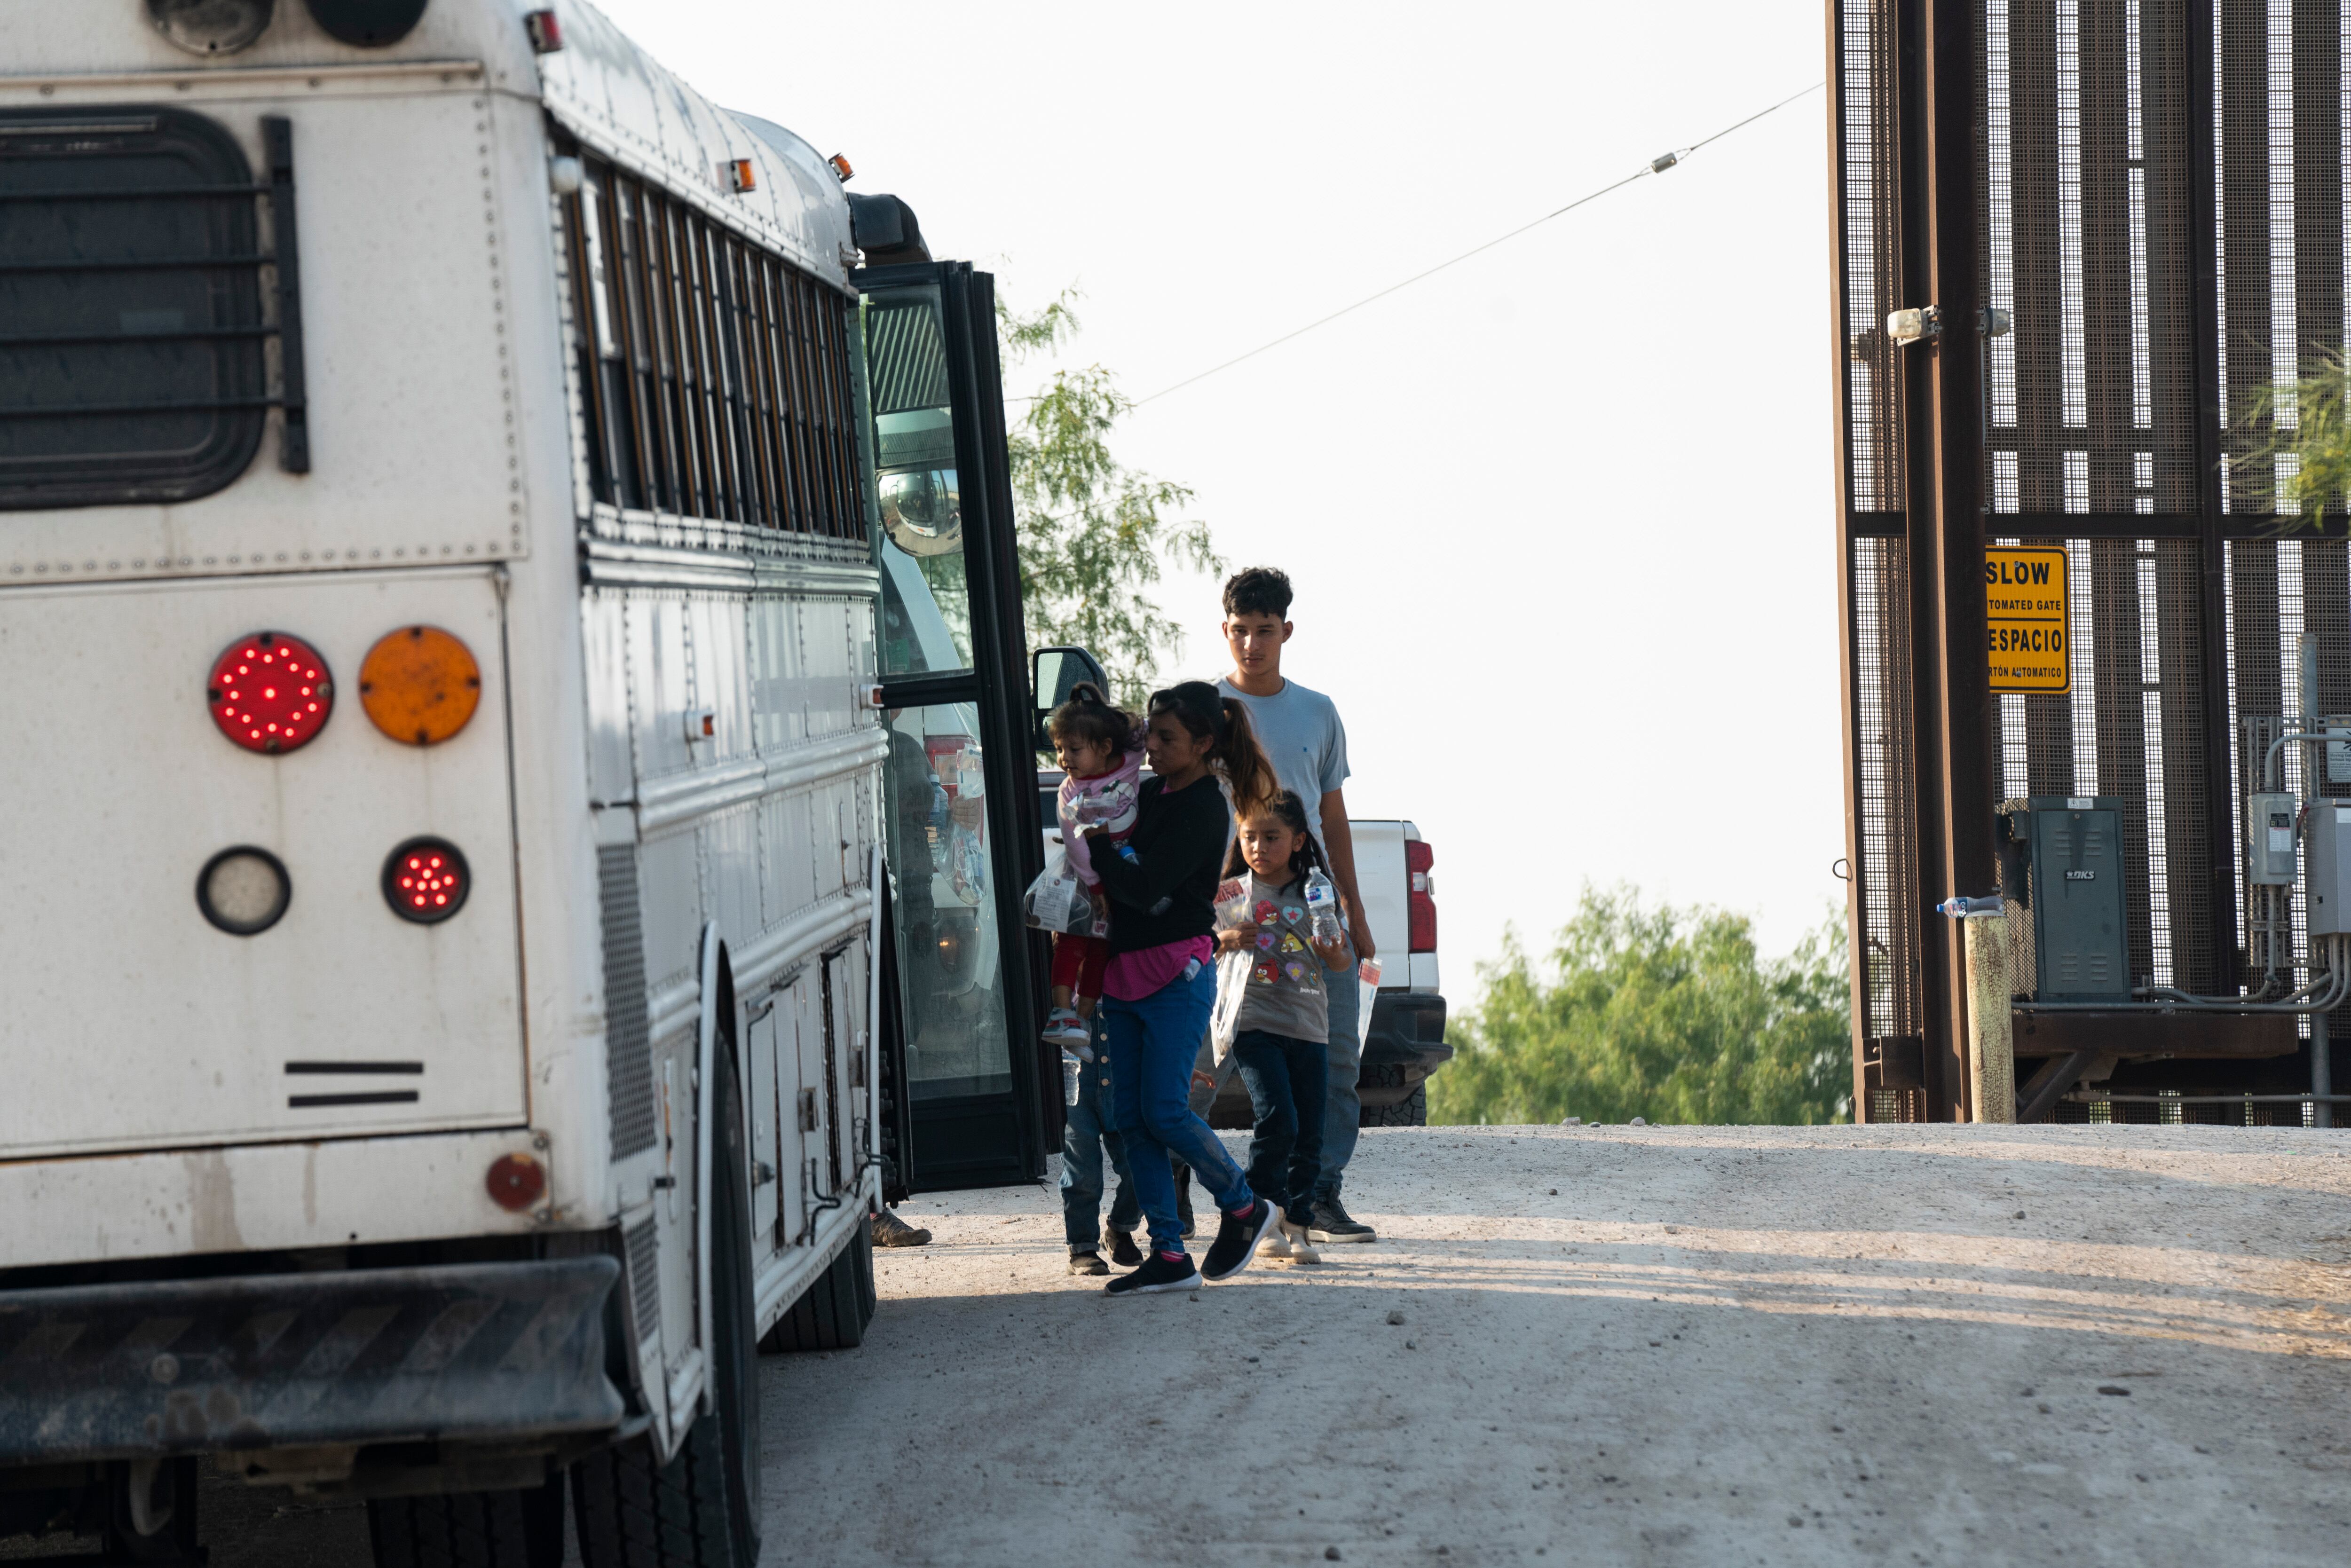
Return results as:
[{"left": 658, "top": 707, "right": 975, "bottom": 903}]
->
[{"left": 1102, "top": 934, "right": 1214, "bottom": 1002}]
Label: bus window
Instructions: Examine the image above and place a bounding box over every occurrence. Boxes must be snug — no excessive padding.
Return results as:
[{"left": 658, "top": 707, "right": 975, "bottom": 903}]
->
[
  {"left": 883, "top": 703, "right": 1014, "bottom": 1101},
  {"left": 0, "top": 107, "right": 272, "bottom": 509},
  {"left": 865, "top": 286, "right": 977, "bottom": 675}
]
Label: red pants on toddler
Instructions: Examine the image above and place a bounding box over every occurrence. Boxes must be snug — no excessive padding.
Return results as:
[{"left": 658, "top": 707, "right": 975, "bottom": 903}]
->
[{"left": 1050, "top": 930, "right": 1109, "bottom": 1002}]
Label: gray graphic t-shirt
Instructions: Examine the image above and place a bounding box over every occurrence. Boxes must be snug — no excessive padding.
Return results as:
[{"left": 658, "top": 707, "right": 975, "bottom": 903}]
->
[{"left": 1227, "top": 874, "right": 1330, "bottom": 1043}]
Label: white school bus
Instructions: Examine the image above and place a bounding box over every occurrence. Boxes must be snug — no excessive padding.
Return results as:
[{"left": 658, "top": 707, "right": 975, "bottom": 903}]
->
[{"left": 0, "top": 3, "right": 1060, "bottom": 1562}]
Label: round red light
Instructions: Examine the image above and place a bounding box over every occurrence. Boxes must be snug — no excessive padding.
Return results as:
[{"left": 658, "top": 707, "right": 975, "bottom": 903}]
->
[
  {"left": 381, "top": 836, "right": 470, "bottom": 924},
  {"left": 205, "top": 631, "right": 333, "bottom": 755},
  {"left": 485, "top": 1151, "right": 546, "bottom": 1212}
]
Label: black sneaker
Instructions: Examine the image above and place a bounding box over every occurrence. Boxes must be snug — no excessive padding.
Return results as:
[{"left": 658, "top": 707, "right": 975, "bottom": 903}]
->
[
  {"left": 1202, "top": 1198, "right": 1280, "bottom": 1281},
  {"left": 1068, "top": 1250, "right": 1109, "bottom": 1276},
  {"left": 1308, "top": 1197, "right": 1376, "bottom": 1244},
  {"left": 1105, "top": 1250, "right": 1202, "bottom": 1297},
  {"left": 1107, "top": 1229, "right": 1143, "bottom": 1268}
]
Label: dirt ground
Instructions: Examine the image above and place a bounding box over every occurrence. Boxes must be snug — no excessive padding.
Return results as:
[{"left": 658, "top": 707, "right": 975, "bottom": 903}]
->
[{"left": 8, "top": 1124, "right": 2348, "bottom": 1567}]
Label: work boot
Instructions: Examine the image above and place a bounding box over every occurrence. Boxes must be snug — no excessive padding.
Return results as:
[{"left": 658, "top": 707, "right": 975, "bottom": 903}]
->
[
  {"left": 1277, "top": 1217, "right": 1322, "bottom": 1265},
  {"left": 1067, "top": 1249, "right": 1109, "bottom": 1276},
  {"left": 1307, "top": 1196, "right": 1375, "bottom": 1244},
  {"left": 872, "top": 1207, "right": 931, "bottom": 1247},
  {"left": 1107, "top": 1229, "right": 1143, "bottom": 1268}
]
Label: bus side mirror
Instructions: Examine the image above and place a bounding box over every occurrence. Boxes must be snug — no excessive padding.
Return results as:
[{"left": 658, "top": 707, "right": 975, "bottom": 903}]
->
[{"left": 1032, "top": 646, "right": 1109, "bottom": 749}]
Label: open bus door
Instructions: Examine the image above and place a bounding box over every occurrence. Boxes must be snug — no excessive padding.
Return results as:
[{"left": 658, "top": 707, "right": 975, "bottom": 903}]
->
[{"left": 859, "top": 261, "right": 1055, "bottom": 1195}]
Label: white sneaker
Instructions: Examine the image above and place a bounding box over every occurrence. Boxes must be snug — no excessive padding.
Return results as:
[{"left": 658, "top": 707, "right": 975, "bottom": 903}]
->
[{"left": 1042, "top": 1008, "right": 1090, "bottom": 1050}]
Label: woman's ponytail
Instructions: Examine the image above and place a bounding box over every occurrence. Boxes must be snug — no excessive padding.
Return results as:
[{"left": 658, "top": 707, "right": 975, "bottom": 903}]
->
[{"left": 1214, "top": 697, "right": 1278, "bottom": 820}]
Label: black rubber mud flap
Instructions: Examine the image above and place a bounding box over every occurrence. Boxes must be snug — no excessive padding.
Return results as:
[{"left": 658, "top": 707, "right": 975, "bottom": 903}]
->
[{"left": 571, "top": 1042, "right": 760, "bottom": 1568}]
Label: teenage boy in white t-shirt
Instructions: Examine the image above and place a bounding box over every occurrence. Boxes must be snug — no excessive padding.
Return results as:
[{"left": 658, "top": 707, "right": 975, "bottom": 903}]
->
[{"left": 1213, "top": 566, "right": 1377, "bottom": 1244}]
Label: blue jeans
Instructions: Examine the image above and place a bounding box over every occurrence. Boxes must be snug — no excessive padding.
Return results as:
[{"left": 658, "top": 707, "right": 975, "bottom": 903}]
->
[
  {"left": 1060, "top": 1015, "right": 1139, "bottom": 1252},
  {"left": 1231, "top": 1029, "right": 1328, "bottom": 1226},
  {"left": 1315, "top": 939, "right": 1363, "bottom": 1203},
  {"left": 1105, "top": 960, "right": 1252, "bottom": 1252}
]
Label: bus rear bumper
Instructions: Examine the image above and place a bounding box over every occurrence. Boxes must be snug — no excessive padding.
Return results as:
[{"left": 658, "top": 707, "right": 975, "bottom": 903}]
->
[{"left": 0, "top": 1257, "right": 624, "bottom": 1466}]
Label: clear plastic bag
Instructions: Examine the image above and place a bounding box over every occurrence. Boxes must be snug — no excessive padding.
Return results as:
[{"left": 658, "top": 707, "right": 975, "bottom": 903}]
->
[
  {"left": 1213, "top": 876, "right": 1252, "bottom": 930},
  {"left": 1022, "top": 849, "right": 1101, "bottom": 934}
]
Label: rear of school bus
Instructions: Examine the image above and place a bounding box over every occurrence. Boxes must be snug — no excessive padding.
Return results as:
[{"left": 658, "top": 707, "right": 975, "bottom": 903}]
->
[{"left": 0, "top": 4, "right": 852, "bottom": 1561}]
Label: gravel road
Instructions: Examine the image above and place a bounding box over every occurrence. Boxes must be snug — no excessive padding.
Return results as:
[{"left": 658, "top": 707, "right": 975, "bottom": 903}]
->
[{"left": 10, "top": 1124, "right": 2347, "bottom": 1567}]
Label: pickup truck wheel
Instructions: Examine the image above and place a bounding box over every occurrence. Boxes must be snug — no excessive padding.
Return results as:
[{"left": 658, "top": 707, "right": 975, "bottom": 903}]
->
[
  {"left": 368, "top": 1483, "right": 563, "bottom": 1568},
  {"left": 759, "top": 1216, "right": 875, "bottom": 1352},
  {"left": 1363, "top": 1081, "right": 1428, "bottom": 1127},
  {"left": 570, "top": 1041, "right": 761, "bottom": 1568}
]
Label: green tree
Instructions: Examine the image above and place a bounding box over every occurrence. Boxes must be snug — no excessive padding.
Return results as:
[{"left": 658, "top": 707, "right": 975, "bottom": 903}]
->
[
  {"left": 1001, "top": 293, "right": 1222, "bottom": 709},
  {"left": 2230, "top": 350, "right": 2351, "bottom": 526},
  {"left": 1430, "top": 887, "right": 1851, "bottom": 1127}
]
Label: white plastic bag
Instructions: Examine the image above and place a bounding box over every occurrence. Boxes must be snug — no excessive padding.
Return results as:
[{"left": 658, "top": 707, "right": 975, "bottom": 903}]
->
[
  {"left": 1021, "top": 848, "right": 1099, "bottom": 934},
  {"left": 1356, "top": 958, "right": 1382, "bottom": 1049}
]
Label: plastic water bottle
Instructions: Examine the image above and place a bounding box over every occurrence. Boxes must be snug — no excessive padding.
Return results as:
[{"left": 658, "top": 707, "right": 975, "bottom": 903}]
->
[
  {"left": 1305, "top": 867, "right": 1341, "bottom": 943},
  {"left": 1934, "top": 893, "right": 2005, "bottom": 919},
  {"left": 1062, "top": 1049, "right": 1083, "bottom": 1108}
]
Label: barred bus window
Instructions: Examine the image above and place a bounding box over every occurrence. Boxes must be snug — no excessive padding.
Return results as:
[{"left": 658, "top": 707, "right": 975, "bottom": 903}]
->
[
  {"left": 0, "top": 107, "right": 269, "bottom": 510},
  {"left": 569, "top": 169, "right": 640, "bottom": 508},
  {"left": 564, "top": 151, "right": 866, "bottom": 541}
]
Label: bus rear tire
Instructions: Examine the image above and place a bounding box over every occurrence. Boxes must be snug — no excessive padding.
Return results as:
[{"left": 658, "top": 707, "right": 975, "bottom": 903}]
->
[
  {"left": 572, "top": 1040, "right": 762, "bottom": 1568},
  {"left": 758, "top": 1216, "right": 875, "bottom": 1353},
  {"left": 367, "top": 1483, "right": 564, "bottom": 1568}
]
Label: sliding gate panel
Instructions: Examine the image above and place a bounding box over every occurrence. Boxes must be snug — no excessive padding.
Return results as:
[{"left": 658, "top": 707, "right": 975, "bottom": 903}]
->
[{"left": 1830, "top": 0, "right": 2351, "bottom": 1119}]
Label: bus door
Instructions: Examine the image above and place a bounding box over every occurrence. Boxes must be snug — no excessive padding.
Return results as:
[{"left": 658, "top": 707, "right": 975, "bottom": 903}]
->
[{"left": 859, "top": 261, "right": 1052, "bottom": 1194}]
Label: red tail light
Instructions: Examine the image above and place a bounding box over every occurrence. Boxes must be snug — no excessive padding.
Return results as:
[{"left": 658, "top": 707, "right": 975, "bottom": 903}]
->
[
  {"left": 1406, "top": 840, "right": 1436, "bottom": 953},
  {"left": 206, "top": 631, "right": 332, "bottom": 754}
]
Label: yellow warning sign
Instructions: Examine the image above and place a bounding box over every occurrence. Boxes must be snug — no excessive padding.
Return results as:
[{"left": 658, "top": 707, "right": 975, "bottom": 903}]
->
[{"left": 1985, "top": 546, "right": 2069, "bottom": 693}]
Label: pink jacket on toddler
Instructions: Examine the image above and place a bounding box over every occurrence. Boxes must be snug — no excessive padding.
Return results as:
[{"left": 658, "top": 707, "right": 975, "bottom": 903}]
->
[{"left": 1057, "top": 740, "right": 1144, "bottom": 886}]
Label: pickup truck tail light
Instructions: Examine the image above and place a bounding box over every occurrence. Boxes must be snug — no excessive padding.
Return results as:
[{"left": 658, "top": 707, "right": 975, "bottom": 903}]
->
[{"left": 1406, "top": 840, "right": 1437, "bottom": 953}]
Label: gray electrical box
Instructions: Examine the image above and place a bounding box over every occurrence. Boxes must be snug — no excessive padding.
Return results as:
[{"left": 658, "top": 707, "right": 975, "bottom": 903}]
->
[
  {"left": 2246, "top": 790, "right": 2299, "bottom": 885},
  {"left": 2308, "top": 802, "right": 2351, "bottom": 937},
  {"left": 2013, "top": 796, "right": 2133, "bottom": 1003}
]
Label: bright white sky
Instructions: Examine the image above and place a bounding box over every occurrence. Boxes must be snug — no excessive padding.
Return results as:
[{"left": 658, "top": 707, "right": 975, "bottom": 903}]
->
[{"left": 596, "top": 0, "right": 1846, "bottom": 988}]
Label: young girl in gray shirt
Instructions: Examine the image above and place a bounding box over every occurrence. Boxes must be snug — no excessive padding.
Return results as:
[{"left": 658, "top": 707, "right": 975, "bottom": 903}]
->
[{"left": 1212, "top": 790, "right": 1352, "bottom": 1262}]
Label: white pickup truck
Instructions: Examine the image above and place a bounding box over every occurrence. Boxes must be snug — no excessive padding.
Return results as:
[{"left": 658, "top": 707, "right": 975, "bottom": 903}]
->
[{"left": 1036, "top": 774, "right": 1451, "bottom": 1124}]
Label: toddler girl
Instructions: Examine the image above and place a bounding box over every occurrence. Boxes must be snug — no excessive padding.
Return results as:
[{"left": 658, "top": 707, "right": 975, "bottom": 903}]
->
[
  {"left": 1042, "top": 682, "right": 1143, "bottom": 1048},
  {"left": 1211, "top": 789, "right": 1350, "bottom": 1262}
]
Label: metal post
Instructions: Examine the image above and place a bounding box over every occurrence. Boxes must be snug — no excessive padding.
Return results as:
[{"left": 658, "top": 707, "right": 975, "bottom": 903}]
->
[
  {"left": 1962, "top": 911, "right": 2014, "bottom": 1122},
  {"left": 2313, "top": 1008, "right": 2335, "bottom": 1130},
  {"left": 1907, "top": 0, "right": 1994, "bottom": 1118}
]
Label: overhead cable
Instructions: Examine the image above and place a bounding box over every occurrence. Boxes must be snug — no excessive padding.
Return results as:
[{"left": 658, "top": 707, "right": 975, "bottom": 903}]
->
[{"left": 1132, "top": 79, "right": 1826, "bottom": 407}]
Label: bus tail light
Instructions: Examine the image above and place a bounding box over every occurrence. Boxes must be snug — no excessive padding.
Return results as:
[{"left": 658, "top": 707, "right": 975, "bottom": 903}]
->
[
  {"left": 383, "top": 837, "right": 470, "bottom": 923},
  {"left": 206, "top": 631, "right": 332, "bottom": 754},
  {"left": 197, "top": 845, "right": 292, "bottom": 937},
  {"left": 486, "top": 1152, "right": 545, "bottom": 1212},
  {"left": 359, "top": 625, "right": 481, "bottom": 746},
  {"left": 1406, "top": 840, "right": 1437, "bottom": 953}
]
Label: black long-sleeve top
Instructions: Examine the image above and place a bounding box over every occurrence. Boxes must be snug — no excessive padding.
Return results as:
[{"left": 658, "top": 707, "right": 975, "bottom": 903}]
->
[{"left": 1089, "top": 774, "right": 1229, "bottom": 958}]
